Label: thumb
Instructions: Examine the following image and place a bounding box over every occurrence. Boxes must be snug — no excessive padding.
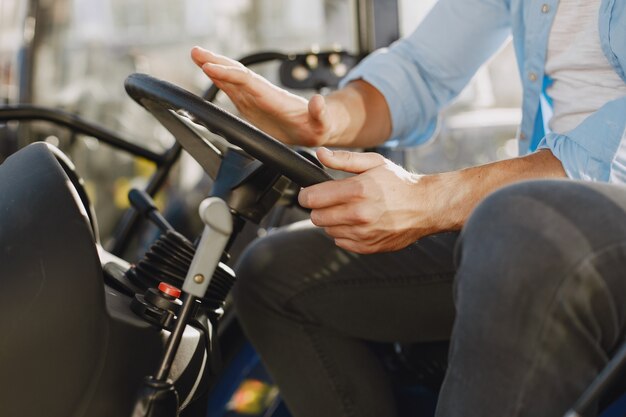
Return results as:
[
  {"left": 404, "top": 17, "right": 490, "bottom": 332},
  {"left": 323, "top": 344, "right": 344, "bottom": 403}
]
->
[
  {"left": 308, "top": 94, "right": 326, "bottom": 122},
  {"left": 316, "top": 148, "right": 386, "bottom": 174}
]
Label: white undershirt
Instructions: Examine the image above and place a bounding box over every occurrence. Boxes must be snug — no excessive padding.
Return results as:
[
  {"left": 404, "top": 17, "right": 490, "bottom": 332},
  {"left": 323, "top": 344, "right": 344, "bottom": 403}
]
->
[{"left": 545, "top": 0, "right": 626, "bottom": 134}]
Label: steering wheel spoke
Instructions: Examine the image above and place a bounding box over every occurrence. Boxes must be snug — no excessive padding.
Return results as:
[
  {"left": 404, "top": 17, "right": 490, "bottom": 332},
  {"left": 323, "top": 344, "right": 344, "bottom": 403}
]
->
[
  {"left": 125, "top": 73, "right": 332, "bottom": 188},
  {"left": 140, "top": 99, "right": 222, "bottom": 179}
]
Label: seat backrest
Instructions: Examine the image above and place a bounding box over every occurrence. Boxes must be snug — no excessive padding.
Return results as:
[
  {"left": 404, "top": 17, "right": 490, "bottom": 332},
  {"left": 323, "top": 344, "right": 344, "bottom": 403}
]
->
[{"left": 0, "top": 142, "right": 108, "bottom": 417}]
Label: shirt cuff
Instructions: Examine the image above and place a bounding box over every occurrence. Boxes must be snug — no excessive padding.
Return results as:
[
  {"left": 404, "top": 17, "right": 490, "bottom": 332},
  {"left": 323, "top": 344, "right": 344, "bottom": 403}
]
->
[
  {"left": 339, "top": 49, "right": 438, "bottom": 148},
  {"left": 536, "top": 134, "right": 605, "bottom": 181},
  {"left": 536, "top": 97, "right": 626, "bottom": 183}
]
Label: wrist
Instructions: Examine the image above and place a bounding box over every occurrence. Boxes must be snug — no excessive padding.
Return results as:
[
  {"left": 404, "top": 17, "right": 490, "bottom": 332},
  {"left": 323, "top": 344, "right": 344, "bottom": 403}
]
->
[
  {"left": 323, "top": 80, "right": 391, "bottom": 148},
  {"left": 419, "top": 173, "right": 466, "bottom": 233},
  {"left": 322, "top": 92, "right": 354, "bottom": 147}
]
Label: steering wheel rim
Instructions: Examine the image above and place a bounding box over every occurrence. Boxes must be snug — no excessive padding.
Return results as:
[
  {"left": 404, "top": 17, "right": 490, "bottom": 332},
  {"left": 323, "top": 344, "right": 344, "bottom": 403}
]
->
[{"left": 124, "top": 73, "right": 332, "bottom": 188}]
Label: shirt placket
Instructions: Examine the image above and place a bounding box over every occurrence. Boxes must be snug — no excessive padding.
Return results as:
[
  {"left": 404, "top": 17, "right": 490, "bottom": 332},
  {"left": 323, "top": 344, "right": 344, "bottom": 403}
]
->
[{"left": 519, "top": 0, "right": 558, "bottom": 154}]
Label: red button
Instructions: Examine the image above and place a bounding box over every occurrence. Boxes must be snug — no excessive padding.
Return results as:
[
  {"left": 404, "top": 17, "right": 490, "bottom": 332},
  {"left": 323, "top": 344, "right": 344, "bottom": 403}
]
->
[{"left": 158, "top": 282, "right": 182, "bottom": 299}]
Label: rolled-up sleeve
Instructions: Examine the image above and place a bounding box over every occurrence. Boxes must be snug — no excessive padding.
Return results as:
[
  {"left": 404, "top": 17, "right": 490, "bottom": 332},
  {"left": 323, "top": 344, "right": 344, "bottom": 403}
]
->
[
  {"left": 340, "top": 0, "right": 511, "bottom": 147},
  {"left": 537, "top": 97, "right": 626, "bottom": 183}
]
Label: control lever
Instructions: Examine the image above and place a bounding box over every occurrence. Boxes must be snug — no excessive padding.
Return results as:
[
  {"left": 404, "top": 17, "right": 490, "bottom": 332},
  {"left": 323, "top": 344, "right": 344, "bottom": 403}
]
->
[
  {"left": 129, "top": 188, "right": 174, "bottom": 233},
  {"left": 131, "top": 197, "right": 233, "bottom": 417},
  {"left": 564, "top": 341, "right": 626, "bottom": 417}
]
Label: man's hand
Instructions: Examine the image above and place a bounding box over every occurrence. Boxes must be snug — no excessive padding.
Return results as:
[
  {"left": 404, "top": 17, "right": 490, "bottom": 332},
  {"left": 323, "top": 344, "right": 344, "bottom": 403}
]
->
[
  {"left": 299, "top": 148, "right": 437, "bottom": 254},
  {"left": 191, "top": 46, "right": 334, "bottom": 147},
  {"left": 299, "top": 148, "right": 567, "bottom": 254},
  {"left": 191, "top": 46, "right": 392, "bottom": 148},
  {"left": 191, "top": 47, "right": 567, "bottom": 254}
]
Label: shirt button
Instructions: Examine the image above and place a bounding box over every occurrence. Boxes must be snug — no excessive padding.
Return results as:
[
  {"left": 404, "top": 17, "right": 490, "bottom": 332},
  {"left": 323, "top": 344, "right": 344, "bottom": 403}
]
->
[
  {"left": 541, "top": 4, "right": 550, "bottom": 13},
  {"left": 519, "top": 132, "right": 527, "bottom": 140},
  {"left": 528, "top": 72, "right": 538, "bottom": 82}
]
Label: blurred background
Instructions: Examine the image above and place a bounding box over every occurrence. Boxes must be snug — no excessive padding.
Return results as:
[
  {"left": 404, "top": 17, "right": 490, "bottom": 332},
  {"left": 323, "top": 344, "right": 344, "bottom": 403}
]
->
[{"left": 0, "top": 0, "right": 522, "bottom": 244}]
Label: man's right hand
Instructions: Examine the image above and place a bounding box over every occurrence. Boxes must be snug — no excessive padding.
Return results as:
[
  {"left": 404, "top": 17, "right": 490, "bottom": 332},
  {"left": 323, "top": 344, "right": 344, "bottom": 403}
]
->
[
  {"left": 191, "top": 46, "right": 392, "bottom": 149},
  {"left": 191, "top": 46, "right": 335, "bottom": 147}
]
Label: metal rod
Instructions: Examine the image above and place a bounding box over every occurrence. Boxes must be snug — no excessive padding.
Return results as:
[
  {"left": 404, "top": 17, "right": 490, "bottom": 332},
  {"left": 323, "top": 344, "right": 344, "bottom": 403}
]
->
[
  {"left": 14, "top": 0, "right": 41, "bottom": 154},
  {"left": 354, "top": 0, "right": 372, "bottom": 55},
  {"left": 354, "top": 0, "right": 401, "bottom": 54},
  {"left": 155, "top": 293, "right": 198, "bottom": 382},
  {"left": 17, "top": 0, "right": 39, "bottom": 105},
  {"left": 0, "top": 105, "right": 165, "bottom": 163}
]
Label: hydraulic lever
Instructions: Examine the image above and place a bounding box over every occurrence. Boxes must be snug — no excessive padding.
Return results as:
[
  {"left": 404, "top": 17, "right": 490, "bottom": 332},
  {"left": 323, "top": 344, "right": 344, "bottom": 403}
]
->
[
  {"left": 131, "top": 197, "right": 233, "bottom": 417},
  {"left": 128, "top": 188, "right": 174, "bottom": 233}
]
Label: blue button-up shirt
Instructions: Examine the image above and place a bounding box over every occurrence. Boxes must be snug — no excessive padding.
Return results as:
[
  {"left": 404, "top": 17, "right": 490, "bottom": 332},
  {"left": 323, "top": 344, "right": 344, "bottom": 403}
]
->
[{"left": 341, "top": 0, "right": 626, "bottom": 183}]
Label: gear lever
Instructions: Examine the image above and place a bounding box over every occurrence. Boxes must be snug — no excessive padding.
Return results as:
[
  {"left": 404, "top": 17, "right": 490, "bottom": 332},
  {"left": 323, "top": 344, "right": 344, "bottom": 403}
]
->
[
  {"left": 128, "top": 188, "right": 174, "bottom": 233},
  {"left": 131, "top": 197, "right": 233, "bottom": 417}
]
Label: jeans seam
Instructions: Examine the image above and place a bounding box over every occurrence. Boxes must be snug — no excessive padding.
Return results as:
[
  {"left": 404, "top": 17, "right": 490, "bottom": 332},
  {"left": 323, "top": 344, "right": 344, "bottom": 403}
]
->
[
  {"left": 510, "top": 240, "right": 626, "bottom": 416},
  {"left": 302, "top": 324, "right": 357, "bottom": 417}
]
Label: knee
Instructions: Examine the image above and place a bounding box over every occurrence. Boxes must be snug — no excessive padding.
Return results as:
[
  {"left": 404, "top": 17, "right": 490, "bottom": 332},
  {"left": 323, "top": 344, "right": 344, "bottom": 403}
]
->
[
  {"left": 233, "top": 223, "right": 326, "bottom": 320},
  {"left": 452, "top": 180, "right": 626, "bottom": 353},
  {"left": 232, "top": 233, "right": 287, "bottom": 318},
  {"left": 454, "top": 180, "right": 588, "bottom": 316},
  {"left": 459, "top": 180, "right": 567, "bottom": 267},
  {"left": 462, "top": 180, "right": 564, "bottom": 248},
  {"left": 457, "top": 179, "right": 609, "bottom": 269},
  {"left": 462, "top": 179, "right": 626, "bottom": 260}
]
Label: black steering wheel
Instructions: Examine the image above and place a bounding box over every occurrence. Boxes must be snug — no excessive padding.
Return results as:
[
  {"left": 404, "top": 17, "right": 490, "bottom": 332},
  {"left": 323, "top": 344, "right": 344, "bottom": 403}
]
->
[{"left": 124, "top": 73, "right": 332, "bottom": 188}]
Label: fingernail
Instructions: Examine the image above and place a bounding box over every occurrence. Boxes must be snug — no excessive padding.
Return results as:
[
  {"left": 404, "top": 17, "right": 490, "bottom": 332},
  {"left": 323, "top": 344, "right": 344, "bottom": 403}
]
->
[
  {"left": 319, "top": 147, "right": 333, "bottom": 156},
  {"left": 297, "top": 189, "right": 308, "bottom": 207}
]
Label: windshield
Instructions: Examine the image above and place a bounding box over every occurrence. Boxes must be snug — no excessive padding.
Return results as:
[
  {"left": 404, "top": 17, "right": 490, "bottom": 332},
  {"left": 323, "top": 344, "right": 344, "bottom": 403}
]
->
[
  {"left": 4, "top": 0, "right": 356, "bottom": 242},
  {"left": 1, "top": 0, "right": 521, "bottom": 245}
]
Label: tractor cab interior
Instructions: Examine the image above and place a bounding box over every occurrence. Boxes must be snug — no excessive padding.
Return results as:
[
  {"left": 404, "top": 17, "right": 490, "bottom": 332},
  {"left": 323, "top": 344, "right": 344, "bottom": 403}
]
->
[{"left": 0, "top": 1, "right": 624, "bottom": 417}]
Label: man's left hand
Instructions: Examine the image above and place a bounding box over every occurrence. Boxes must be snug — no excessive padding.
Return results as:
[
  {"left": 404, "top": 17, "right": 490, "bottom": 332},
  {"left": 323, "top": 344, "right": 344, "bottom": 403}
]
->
[{"left": 299, "top": 148, "right": 437, "bottom": 254}]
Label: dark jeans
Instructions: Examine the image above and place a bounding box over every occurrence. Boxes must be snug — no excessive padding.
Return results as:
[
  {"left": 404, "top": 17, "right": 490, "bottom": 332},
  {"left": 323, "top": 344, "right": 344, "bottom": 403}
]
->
[{"left": 233, "top": 180, "right": 626, "bottom": 417}]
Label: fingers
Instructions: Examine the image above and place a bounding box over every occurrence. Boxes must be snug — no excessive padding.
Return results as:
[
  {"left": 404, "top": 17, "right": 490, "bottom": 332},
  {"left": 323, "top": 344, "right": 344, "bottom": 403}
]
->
[
  {"left": 323, "top": 224, "right": 378, "bottom": 241},
  {"left": 299, "top": 178, "right": 365, "bottom": 209},
  {"left": 333, "top": 238, "right": 377, "bottom": 255},
  {"left": 316, "top": 148, "right": 386, "bottom": 174},
  {"left": 310, "top": 204, "right": 374, "bottom": 227},
  {"left": 191, "top": 46, "right": 242, "bottom": 68},
  {"left": 201, "top": 63, "right": 250, "bottom": 86},
  {"left": 192, "top": 47, "right": 252, "bottom": 87}
]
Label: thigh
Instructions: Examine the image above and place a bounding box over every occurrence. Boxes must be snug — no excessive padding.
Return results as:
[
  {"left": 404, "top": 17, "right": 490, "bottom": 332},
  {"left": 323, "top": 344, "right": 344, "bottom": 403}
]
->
[
  {"left": 235, "top": 221, "right": 459, "bottom": 343},
  {"left": 457, "top": 179, "right": 626, "bottom": 330},
  {"left": 438, "top": 180, "right": 626, "bottom": 417}
]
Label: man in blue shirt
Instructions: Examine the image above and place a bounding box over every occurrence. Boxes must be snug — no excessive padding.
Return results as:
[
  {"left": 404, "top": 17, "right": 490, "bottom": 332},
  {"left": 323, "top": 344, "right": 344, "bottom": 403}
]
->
[{"left": 191, "top": 0, "right": 626, "bottom": 415}]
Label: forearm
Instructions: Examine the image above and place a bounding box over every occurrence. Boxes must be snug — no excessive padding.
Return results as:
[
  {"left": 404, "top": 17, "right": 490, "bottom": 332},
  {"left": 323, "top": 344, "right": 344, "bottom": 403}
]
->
[
  {"left": 323, "top": 80, "right": 392, "bottom": 148},
  {"left": 426, "top": 150, "right": 567, "bottom": 231},
  {"left": 301, "top": 148, "right": 566, "bottom": 254}
]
